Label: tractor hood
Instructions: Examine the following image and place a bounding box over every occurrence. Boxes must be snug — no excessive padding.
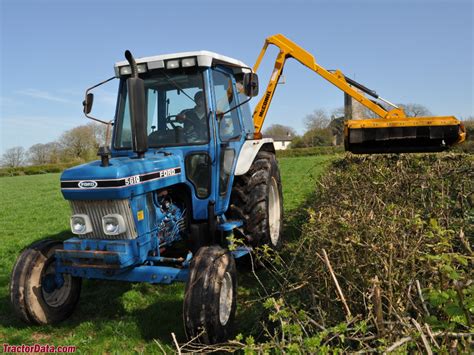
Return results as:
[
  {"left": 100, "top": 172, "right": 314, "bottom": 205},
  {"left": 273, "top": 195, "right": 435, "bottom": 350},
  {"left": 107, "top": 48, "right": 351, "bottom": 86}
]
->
[{"left": 60, "top": 153, "right": 184, "bottom": 200}]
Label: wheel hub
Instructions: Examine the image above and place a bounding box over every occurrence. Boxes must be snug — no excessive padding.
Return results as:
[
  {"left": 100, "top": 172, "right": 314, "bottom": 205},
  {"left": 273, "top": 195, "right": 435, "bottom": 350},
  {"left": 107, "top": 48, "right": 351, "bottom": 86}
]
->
[
  {"left": 41, "top": 263, "right": 71, "bottom": 308},
  {"left": 219, "top": 272, "right": 233, "bottom": 326},
  {"left": 42, "top": 273, "right": 58, "bottom": 293},
  {"left": 268, "top": 177, "right": 281, "bottom": 246}
]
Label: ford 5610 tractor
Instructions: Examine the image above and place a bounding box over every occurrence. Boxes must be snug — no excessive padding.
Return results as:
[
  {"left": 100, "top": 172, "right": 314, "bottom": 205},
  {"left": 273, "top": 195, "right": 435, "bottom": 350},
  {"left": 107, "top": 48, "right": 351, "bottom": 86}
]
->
[
  {"left": 10, "top": 34, "right": 465, "bottom": 344},
  {"left": 10, "top": 46, "right": 282, "bottom": 344}
]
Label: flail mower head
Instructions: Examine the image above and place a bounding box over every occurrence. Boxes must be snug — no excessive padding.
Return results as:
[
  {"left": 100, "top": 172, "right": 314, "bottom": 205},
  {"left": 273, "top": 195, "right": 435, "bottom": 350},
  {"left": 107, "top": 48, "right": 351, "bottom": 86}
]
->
[{"left": 344, "top": 116, "right": 466, "bottom": 154}]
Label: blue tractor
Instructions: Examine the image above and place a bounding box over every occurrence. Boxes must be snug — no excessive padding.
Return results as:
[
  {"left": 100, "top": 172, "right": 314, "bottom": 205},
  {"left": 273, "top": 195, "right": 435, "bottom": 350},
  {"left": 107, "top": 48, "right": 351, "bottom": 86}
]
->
[
  {"left": 12, "top": 34, "right": 464, "bottom": 344},
  {"left": 10, "top": 49, "right": 283, "bottom": 344}
]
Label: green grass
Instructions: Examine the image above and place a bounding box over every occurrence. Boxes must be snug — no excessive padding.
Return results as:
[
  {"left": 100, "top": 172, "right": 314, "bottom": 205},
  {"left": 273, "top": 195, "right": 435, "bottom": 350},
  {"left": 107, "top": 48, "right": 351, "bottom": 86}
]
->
[
  {"left": 0, "top": 155, "right": 334, "bottom": 353},
  {"left": 278, "top": 155, "right": 335, "bottom": 212}
]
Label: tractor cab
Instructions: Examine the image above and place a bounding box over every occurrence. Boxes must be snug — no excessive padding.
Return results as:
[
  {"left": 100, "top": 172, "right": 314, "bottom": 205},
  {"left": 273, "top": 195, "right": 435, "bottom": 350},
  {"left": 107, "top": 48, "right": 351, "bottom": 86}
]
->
[{"left": 113, "top": 51, "right": 256, "bottom": 149}]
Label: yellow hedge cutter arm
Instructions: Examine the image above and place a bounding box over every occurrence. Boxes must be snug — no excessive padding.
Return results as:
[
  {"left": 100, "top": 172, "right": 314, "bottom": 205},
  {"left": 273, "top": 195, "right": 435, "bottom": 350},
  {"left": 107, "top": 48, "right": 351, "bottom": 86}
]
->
[{"left": 252, "top": 34, "right": 466, "bottom": 153}]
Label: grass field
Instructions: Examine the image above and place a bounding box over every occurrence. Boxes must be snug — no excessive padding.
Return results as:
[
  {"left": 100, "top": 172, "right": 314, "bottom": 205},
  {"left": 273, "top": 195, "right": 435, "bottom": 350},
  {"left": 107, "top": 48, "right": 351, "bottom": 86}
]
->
[{"left": 0, "top": 155, "right": 334, "bottom": 353}]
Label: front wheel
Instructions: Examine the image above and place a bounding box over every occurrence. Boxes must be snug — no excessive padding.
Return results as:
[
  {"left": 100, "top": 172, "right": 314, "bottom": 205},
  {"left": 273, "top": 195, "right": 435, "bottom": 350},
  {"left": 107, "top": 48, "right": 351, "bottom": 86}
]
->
[
  {"left": 183, "top": 245, "right": 237, "bottom": 344},
  {"left": 10, "top": 239, "right": 82, "bottom": 325}
]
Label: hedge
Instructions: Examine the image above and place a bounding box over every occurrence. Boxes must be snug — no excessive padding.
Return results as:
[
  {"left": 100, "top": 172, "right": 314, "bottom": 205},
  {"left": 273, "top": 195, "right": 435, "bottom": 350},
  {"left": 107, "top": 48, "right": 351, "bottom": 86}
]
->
[{"left": 0, "top": 162, "right": 81, "bottom": 177}]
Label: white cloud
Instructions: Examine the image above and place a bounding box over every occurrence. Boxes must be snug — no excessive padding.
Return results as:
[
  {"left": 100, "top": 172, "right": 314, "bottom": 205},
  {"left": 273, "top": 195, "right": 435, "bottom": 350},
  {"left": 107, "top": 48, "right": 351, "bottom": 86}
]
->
[
  {"left": 58, "top": 88, "right": 82, "bottom": 96},
  {"left": 16, "top": 89, "right": 75, "bottom": 104}
]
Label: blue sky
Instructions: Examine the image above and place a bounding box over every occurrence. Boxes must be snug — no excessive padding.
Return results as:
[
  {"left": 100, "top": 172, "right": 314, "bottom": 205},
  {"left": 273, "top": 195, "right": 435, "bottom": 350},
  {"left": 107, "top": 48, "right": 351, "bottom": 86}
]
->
[{"left": 1, "top": 0, "right": 472, "bottom": 154}]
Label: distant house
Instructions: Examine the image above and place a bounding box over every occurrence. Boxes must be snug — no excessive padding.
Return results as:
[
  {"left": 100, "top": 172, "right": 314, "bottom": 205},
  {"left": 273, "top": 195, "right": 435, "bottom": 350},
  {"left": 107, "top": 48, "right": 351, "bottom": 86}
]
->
[{"left": 263, "top": 135, "right": 293, "bottom": 150}]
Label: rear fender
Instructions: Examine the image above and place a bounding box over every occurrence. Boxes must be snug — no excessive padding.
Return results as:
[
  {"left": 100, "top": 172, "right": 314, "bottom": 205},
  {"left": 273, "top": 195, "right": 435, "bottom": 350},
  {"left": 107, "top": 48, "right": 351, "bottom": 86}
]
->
[{"left": 234, "top": 138, "right": 275, "bottom": 176}]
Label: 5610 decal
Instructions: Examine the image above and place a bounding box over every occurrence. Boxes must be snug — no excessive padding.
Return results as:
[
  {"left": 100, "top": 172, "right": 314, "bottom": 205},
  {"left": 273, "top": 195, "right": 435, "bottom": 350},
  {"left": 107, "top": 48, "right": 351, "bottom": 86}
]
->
[{"left": 125, "top": 175, "right": 140, "bottom": 186}]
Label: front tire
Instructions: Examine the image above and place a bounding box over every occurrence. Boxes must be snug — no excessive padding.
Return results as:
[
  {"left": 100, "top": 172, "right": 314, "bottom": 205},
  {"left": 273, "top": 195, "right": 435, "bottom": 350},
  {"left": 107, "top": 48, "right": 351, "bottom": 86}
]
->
[
  {"left": 183, "top": 245, "right": 237, "bottom": 344},
  {"left": 228, "top": 150, "right": 283, "bottom": 249},
  {"left": 10, "top": 239, "right": 82, "bottom": 325}
]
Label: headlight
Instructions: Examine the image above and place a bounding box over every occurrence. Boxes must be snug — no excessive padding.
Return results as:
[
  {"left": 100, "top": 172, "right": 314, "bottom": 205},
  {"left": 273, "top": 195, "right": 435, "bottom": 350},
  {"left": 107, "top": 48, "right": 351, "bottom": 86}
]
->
[
  {"left": 70, "top": 214, "right": 92, "bottom": 235},
  {"left": 119, "top": 63, "right": 147, "bottom": 75},
  {"left": 102, "top": 214, "right": 126, "bottom": 235},
  {"left": 181, "top": 57, "right": 196, "bottom": 67},
  {"left": 166, "top": 59, "right": 180, "bottom": 69}
]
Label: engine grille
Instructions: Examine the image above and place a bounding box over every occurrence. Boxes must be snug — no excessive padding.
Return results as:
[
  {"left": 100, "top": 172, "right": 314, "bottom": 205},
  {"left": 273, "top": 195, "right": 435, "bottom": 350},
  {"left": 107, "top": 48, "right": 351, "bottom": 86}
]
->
[{"left": 70, "top": 200, "right": 137, "bottom": 240}]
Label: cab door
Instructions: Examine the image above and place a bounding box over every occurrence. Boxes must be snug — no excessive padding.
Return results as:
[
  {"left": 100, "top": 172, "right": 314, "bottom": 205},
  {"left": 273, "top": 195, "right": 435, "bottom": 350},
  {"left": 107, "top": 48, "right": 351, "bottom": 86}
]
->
[{"left": 210, "top": 68, "right": 244, "bottom": 214}]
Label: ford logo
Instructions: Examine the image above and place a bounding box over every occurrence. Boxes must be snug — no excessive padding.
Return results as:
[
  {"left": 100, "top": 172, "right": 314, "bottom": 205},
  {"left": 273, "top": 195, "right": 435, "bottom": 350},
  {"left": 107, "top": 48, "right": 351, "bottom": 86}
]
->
[{"left": 78, "top": 180, "right": 98, "bottom": 189}]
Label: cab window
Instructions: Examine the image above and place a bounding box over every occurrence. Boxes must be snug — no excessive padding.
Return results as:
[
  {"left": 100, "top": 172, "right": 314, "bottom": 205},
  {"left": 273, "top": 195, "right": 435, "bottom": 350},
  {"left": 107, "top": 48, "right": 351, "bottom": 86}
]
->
[
  {"left": 115, "top": 69, "right": 208, "bottom": 149},
  {"left": 211, "top": 70, "right": 242, "bottom": 141}
]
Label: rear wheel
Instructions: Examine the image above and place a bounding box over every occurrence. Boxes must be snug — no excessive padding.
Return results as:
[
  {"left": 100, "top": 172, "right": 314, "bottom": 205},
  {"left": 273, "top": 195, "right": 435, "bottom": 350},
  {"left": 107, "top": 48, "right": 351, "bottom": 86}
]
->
[
  {"left": 10, "top": 239, "right": 81, "bottom": 325},
  {"left": 183, "top": 245, "right": 237, "bottom": 344},
  {"left": 228, "top": 150, "right": 283, "bottom": 249}
]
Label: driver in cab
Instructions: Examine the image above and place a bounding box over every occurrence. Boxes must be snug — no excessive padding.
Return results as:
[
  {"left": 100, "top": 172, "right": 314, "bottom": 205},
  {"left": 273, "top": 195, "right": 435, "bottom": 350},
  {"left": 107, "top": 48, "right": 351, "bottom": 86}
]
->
[{"left": 176, "top": 91, "right": 208, "bottom": 143}]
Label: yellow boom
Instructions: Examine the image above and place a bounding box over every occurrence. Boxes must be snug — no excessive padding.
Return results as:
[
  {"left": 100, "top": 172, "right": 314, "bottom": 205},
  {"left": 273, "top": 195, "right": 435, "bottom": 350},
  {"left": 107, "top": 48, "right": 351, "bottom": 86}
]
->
[{"left": 252, "top": 34, "right": 466, "bottom": 153}]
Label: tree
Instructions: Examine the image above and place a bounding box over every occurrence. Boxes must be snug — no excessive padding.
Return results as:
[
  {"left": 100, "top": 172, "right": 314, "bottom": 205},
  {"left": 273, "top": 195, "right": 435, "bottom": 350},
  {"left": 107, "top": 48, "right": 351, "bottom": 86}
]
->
[
  {"left": 304, "top": 109, "right": 330, "bottom": 130},
  {"left": 291, "top": 127, "right": 333, "bottom": 148},
  {"left": 357, "top": 102, "right": 431, "bottom": 119},
  {"left": 398, "top": 103, "right": 432, "bottom": 117},
  {"left": 43, "top": 142, "right": 62, "bottom": 164},
  {"left": 59, "top": 123, "right": 102, "bottom": 161},
  {"left": 290, "top": 136, "right": 305, "bottom": 148},
  {"left": 304, "top": 128, "right": 333, "bottom": 147},
  {"left": 28, "top": 142, "right": 62, "bottom": 165},
  {"left": 28, "top": 143, "right": 50, "bottom": 165},
  {"left": 461, "top": 116, "right": 474, "bottom": 142},
  {"left": 331, "top": 106, "right": 345, "bottom": 119},
  {"left": 1, "top": 146, "right": 26, "bottom": 168},
  {"left": 263, "top": 124, "right": 296, "bottom": 138}
]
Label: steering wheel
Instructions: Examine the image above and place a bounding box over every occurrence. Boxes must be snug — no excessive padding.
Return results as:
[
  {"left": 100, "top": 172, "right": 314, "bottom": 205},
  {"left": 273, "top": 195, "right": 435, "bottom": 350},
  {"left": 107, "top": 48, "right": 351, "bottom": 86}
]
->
[{"left": 165, "top": 115, "right": 182, "bottom": 129}]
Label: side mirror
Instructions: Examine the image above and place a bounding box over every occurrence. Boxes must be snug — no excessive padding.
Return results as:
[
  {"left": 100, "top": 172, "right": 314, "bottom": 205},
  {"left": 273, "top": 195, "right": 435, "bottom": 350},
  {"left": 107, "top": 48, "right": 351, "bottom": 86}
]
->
[
  {"left": 82, "top": 76, "right": 115, "bottom": 125},
  {"left": 243, "top": 73, "right": 259, "bottom": 97},
  {"left": 83, "top": 93, "right": 94, "bottom": 114}
]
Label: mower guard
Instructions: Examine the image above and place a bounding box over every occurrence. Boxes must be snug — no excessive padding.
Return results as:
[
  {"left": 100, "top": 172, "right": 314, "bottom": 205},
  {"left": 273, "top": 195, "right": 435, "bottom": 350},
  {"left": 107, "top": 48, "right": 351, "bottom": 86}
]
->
[{"left": 344, "top": 116, "right": 466, "bottom": 154}]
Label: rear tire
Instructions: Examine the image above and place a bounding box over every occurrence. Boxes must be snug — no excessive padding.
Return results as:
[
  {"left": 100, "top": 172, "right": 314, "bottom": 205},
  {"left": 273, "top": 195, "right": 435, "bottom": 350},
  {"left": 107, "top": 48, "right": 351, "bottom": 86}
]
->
[
  {"left": 183, "top": 245, "right": 237, "bottom": 344},
  {"left": 228, "top": 150, "right": 283, "bottom": 249},
  {"left": 10, "top": 239, "right": 82, "bottom": 325}
]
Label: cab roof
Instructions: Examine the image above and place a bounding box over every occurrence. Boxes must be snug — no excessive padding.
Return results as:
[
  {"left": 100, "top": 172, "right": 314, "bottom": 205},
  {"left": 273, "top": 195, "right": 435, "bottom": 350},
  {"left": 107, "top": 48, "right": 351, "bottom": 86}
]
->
[{"left": 114, "top": 51, "right": 251, "bottom": 77}]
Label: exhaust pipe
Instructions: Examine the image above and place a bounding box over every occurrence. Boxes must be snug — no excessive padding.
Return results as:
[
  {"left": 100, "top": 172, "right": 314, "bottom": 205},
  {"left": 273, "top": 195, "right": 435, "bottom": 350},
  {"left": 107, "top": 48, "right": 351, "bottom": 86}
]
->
[{"left": 125, "top": 50, "right": 148, "bottom": 158}]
